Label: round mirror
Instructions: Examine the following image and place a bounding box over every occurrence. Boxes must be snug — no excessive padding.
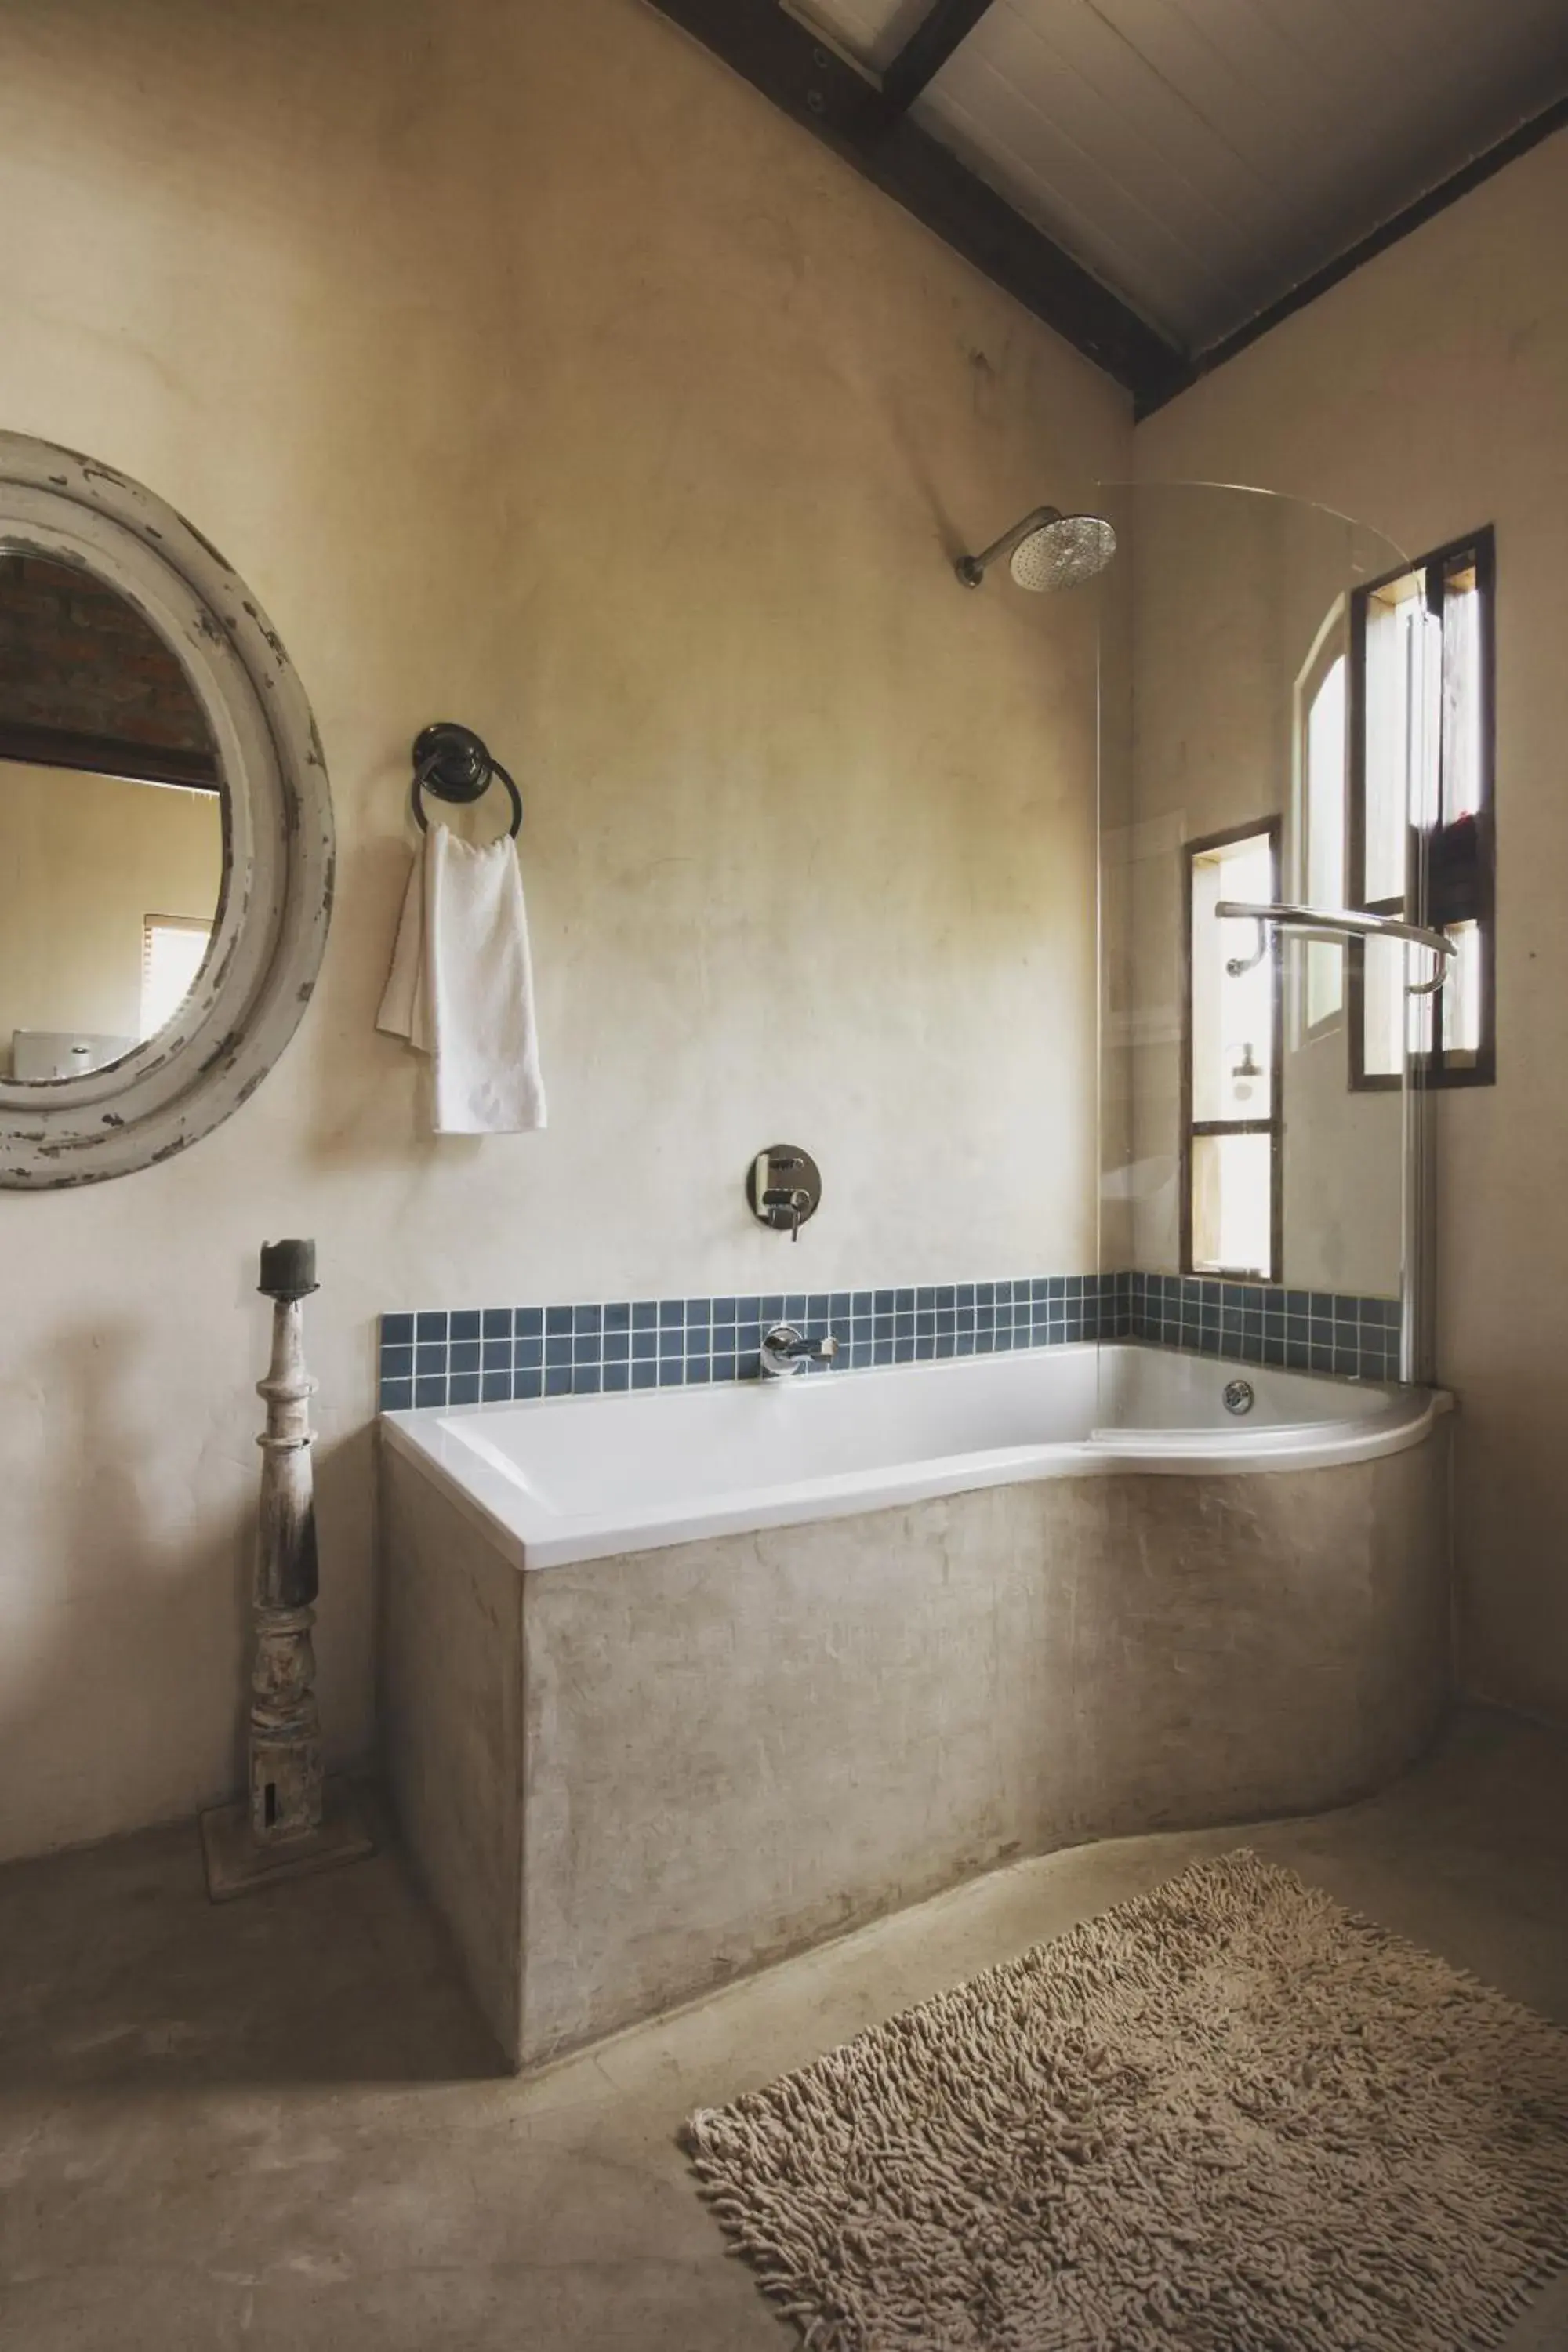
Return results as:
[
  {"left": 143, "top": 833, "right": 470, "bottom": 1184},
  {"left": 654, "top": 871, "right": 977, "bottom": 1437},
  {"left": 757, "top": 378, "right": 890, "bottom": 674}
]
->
[{"left": 0, "top": 437, "right": 332, "bottom": 1187}]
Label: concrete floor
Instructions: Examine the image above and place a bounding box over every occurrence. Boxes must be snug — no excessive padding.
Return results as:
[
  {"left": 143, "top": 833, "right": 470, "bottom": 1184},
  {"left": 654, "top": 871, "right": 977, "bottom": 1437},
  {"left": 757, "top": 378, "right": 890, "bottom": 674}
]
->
[{"left": 3, "top": 1707, "right": 1568, "bottom": 2350}]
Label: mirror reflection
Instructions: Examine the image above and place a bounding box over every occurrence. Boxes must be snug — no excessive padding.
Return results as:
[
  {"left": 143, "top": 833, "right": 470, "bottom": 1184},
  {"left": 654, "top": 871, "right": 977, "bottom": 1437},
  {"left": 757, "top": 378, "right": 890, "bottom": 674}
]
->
[{"left": 0, "top": 550, "right": 223, "bottom": 1080}]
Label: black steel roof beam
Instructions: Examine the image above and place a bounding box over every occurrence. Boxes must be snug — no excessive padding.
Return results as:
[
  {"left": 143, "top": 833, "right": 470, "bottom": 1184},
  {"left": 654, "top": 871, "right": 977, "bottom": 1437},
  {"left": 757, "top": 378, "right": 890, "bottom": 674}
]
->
[
  {"left": 644, "top": 0, "right": 1192, "bottom": 406},
  {"left": 881, "top": 0, "right": 998, "bottom": 117}
]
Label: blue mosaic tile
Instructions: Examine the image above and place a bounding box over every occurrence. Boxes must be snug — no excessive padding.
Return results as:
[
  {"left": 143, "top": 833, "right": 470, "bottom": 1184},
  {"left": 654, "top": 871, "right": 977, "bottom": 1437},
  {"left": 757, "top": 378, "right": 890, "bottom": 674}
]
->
[
  {"left": 377, "top": 1269, "right": 1401, "bottom": 1412},
  {"left": 1124, "top": 1273, "right": 1400, "bottom": 1382}
]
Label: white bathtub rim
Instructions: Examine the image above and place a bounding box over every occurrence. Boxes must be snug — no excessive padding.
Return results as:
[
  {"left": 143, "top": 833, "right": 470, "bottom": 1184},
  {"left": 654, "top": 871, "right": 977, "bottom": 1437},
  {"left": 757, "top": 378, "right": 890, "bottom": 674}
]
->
[{"left": 381, "top": 1352, "right": 1449, "bottom": 1574}]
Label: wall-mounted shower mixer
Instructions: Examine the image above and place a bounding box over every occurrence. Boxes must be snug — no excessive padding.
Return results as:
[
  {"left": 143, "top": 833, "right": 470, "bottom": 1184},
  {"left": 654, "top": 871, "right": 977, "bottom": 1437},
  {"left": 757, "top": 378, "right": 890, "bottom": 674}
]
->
[{"left": 746, "top": 1145, "right": 821, "bottom": 1240}]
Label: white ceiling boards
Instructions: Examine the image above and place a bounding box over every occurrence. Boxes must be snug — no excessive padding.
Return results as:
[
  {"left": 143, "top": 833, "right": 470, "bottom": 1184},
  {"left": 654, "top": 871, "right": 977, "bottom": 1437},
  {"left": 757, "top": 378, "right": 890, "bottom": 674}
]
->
[{"left": 689, "top": 0, "right": 1568, "bottom": 392}]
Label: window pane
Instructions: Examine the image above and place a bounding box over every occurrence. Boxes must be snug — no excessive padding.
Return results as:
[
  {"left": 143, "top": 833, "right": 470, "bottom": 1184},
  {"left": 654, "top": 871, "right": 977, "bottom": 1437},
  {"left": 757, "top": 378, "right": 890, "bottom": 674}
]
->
[
  {"left": 1192, "top": 833, "right": 1275, "bottom": 1123},
  {"left": 141, "top": 918, "right": 210, "bottom": 1038},
  {"left": 1191, "top": 1132, "right": 1273, "bottom": 1278},
  {"left": 1362, "top": 575, "right": 1436, "bottom": 902},
  {"left": 1440, "top": 560, "right": 1483, "bottom": 823},
  {"left": 1305, "top": 653, "right": 1345, "bottom": 1024},
  {"left": 1361, "top": 935, "right": 1406, "bottom": 1078},
  {"left": 1441, "top": 919, "right": 1483, "bottom": 1058},
  {"left": 1362, "top": 593, "right": 1409, "bottom": 902}
]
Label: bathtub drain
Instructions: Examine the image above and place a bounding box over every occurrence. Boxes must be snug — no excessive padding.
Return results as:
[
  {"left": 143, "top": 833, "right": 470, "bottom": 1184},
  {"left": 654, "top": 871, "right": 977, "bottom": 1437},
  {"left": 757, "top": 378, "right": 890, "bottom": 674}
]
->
[{"left": 1222, "top": 1379, "right": 1255, "bottom": 1417}]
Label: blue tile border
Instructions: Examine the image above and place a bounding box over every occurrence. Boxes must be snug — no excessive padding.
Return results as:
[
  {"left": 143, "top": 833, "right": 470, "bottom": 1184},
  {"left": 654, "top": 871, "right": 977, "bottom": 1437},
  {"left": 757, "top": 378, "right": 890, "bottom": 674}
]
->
[
  {"left": 379, "top": 1273, "right": 1130, "bottom": 1410},
  {"left": 377, "top": 1272, "right": 1399, "bottom": 1410},
  {"left": 1127, "top": 1272, "right": 1401, "bottom": 1383}
]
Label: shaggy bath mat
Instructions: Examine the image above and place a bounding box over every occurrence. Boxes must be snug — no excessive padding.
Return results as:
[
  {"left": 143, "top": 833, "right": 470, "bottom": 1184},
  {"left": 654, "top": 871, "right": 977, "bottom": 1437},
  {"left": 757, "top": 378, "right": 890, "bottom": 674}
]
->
[{"left": 681, "top": 1851, "right": 1568, "bottom": 2350}]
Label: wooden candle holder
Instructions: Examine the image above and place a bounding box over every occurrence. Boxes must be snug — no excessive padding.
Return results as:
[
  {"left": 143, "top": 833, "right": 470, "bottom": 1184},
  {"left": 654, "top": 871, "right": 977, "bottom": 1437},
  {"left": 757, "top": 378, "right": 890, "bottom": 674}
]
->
[{"left": 200, "top": 1240, "right": 374, "bottom": 1901}]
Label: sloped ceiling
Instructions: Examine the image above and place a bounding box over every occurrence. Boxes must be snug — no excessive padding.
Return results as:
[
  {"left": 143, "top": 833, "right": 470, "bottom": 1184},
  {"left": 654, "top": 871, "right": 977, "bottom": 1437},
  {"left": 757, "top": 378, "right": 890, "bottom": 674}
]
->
[{"left": 804, "top": 0, "right": 1568, "bottom": 350}]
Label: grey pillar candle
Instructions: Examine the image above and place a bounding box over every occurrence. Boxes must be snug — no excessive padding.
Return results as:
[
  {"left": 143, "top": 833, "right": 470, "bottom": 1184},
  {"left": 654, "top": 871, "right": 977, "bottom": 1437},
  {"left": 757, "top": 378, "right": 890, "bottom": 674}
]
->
[{"left": 259, "top": 1236, "right": 318, "bottom": 1300}]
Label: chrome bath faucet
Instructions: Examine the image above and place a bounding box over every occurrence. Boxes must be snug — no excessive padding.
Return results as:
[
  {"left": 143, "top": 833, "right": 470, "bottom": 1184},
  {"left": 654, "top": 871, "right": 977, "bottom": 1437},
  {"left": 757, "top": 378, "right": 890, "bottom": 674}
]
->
[{"left": 759, "top": 1324, "right": 840, "bottom": 1378}]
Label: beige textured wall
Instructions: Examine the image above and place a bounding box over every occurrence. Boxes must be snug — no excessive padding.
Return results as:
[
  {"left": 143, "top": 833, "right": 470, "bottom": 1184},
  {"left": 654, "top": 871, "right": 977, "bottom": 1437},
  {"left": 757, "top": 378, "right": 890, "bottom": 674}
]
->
[
  {"left": 0, "top": 0, "right": 1129, "bottom": 1857},
  {"left": 1136, "top": 129, "right": 1568, "bottom": 1727},
  {"left": 0, "top": 760, "right": 220, "bottom": 1063}
]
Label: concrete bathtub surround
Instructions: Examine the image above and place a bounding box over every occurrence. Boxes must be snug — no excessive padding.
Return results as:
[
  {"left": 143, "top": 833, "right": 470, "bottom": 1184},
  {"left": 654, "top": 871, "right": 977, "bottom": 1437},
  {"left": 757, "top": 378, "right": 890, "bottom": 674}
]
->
[{"left": 381, "top": 1344, "right": 1450, "bottom": 2067}]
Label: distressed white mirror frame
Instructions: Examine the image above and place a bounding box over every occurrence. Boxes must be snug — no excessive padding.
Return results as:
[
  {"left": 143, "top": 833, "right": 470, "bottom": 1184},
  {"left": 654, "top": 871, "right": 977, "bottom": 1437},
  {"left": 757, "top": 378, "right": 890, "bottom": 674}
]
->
[{"left": 0, "top": 435, "right": 332, "bottom": 1188}]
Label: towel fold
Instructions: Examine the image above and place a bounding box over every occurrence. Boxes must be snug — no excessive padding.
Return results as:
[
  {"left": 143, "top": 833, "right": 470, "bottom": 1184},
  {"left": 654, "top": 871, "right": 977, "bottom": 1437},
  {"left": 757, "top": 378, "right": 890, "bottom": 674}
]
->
[{"left": 376, "top": 823, "right": 546, "bottom": 1134}]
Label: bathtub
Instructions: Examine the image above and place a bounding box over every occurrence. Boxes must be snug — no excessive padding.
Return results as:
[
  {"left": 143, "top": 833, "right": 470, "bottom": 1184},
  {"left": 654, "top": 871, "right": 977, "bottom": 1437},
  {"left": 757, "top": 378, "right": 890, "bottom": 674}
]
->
[
  {"left": 380, "top": 1342, "right": 1450, "bottom": 2067},
  {"left": 383, "top": 1342, "right": 1442, "bottom": 1571}
]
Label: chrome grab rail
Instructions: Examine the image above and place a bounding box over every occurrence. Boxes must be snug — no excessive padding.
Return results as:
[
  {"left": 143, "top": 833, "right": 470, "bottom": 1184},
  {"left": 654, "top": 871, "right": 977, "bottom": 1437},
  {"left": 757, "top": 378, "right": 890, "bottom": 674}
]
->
[{"left": 1216, "top": 900, "right": 1457, "bottom": 994}]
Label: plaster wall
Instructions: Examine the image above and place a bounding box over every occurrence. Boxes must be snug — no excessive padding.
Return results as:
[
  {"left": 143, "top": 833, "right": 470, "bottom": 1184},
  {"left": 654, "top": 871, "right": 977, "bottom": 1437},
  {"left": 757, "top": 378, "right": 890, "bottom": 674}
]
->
[
  {"left": 1134, "top": 129, "right": 1568, "bottom": 1726},
  {"left": 0, "top": 760, "right": 220, "bottom": 1067},
  {"left": 0, "top": 0, "right": 1129, "bottom": 1857}
]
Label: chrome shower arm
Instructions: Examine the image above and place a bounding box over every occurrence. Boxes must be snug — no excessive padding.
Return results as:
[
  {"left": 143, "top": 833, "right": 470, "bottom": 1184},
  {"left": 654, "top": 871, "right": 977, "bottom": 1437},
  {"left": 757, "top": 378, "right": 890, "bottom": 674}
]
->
[
  {"left": 955, "top": 506, "right": 1061, "bottom": 588},
  {"left": 1216, "top": 901, "right": 1457, "bottom": 994}
]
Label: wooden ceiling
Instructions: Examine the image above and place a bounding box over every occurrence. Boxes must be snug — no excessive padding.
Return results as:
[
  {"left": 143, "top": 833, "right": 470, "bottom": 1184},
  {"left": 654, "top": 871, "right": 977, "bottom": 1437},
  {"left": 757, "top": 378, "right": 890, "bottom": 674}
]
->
[
  {"left": 0, "top": 554, "right": 217, "bottom": 790},
  {"left": 646, "top": 0, "right": 1568, "bottom": 409}
]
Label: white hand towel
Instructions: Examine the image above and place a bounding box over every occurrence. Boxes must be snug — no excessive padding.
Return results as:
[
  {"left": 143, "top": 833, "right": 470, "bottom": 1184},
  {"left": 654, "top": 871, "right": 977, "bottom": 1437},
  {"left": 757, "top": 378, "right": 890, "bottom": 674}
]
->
[{"left": 376, "top": 823, "right": 546, "bottom": 1134}]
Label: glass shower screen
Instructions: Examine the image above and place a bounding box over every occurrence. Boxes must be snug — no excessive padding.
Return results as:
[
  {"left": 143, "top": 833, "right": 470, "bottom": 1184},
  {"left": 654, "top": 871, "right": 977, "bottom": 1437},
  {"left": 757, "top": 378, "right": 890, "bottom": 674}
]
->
[{"left": 1096, "top": 483, "right": 1419, "bottom": 1399}]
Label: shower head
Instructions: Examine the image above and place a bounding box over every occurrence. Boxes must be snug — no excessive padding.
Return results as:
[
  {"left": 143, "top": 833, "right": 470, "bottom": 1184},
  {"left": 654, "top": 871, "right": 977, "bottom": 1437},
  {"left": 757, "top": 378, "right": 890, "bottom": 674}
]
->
[{"left": 955, "top": 506, "right": 1117, "bottom": 593}]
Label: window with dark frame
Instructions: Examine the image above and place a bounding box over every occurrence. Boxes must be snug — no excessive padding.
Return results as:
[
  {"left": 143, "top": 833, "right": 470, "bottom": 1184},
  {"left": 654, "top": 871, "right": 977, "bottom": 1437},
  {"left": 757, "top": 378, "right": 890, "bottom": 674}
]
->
[
  {"left": 1181, "top": 819, "right": 1283, "bottom": 1284},
  {"left": 1349, "top": 526, "right": 1496, "bottom": 1091}
]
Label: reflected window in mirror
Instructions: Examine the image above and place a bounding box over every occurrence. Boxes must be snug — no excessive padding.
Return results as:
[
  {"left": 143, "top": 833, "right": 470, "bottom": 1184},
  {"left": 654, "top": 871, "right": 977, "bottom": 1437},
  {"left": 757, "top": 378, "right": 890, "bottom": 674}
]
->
[
  {"left": 0, "top": 553, "right": 223, "bottom": 1081},
  {"left": 142, "top": 913, "right": 213, "bottom": 1040}
]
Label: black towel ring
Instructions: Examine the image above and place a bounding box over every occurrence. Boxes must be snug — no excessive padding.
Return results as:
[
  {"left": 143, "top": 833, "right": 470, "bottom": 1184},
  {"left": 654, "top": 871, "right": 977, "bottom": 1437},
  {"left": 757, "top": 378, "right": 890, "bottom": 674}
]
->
[{"left": 410, "top": 722, "right": 523, "bottom": 839}]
